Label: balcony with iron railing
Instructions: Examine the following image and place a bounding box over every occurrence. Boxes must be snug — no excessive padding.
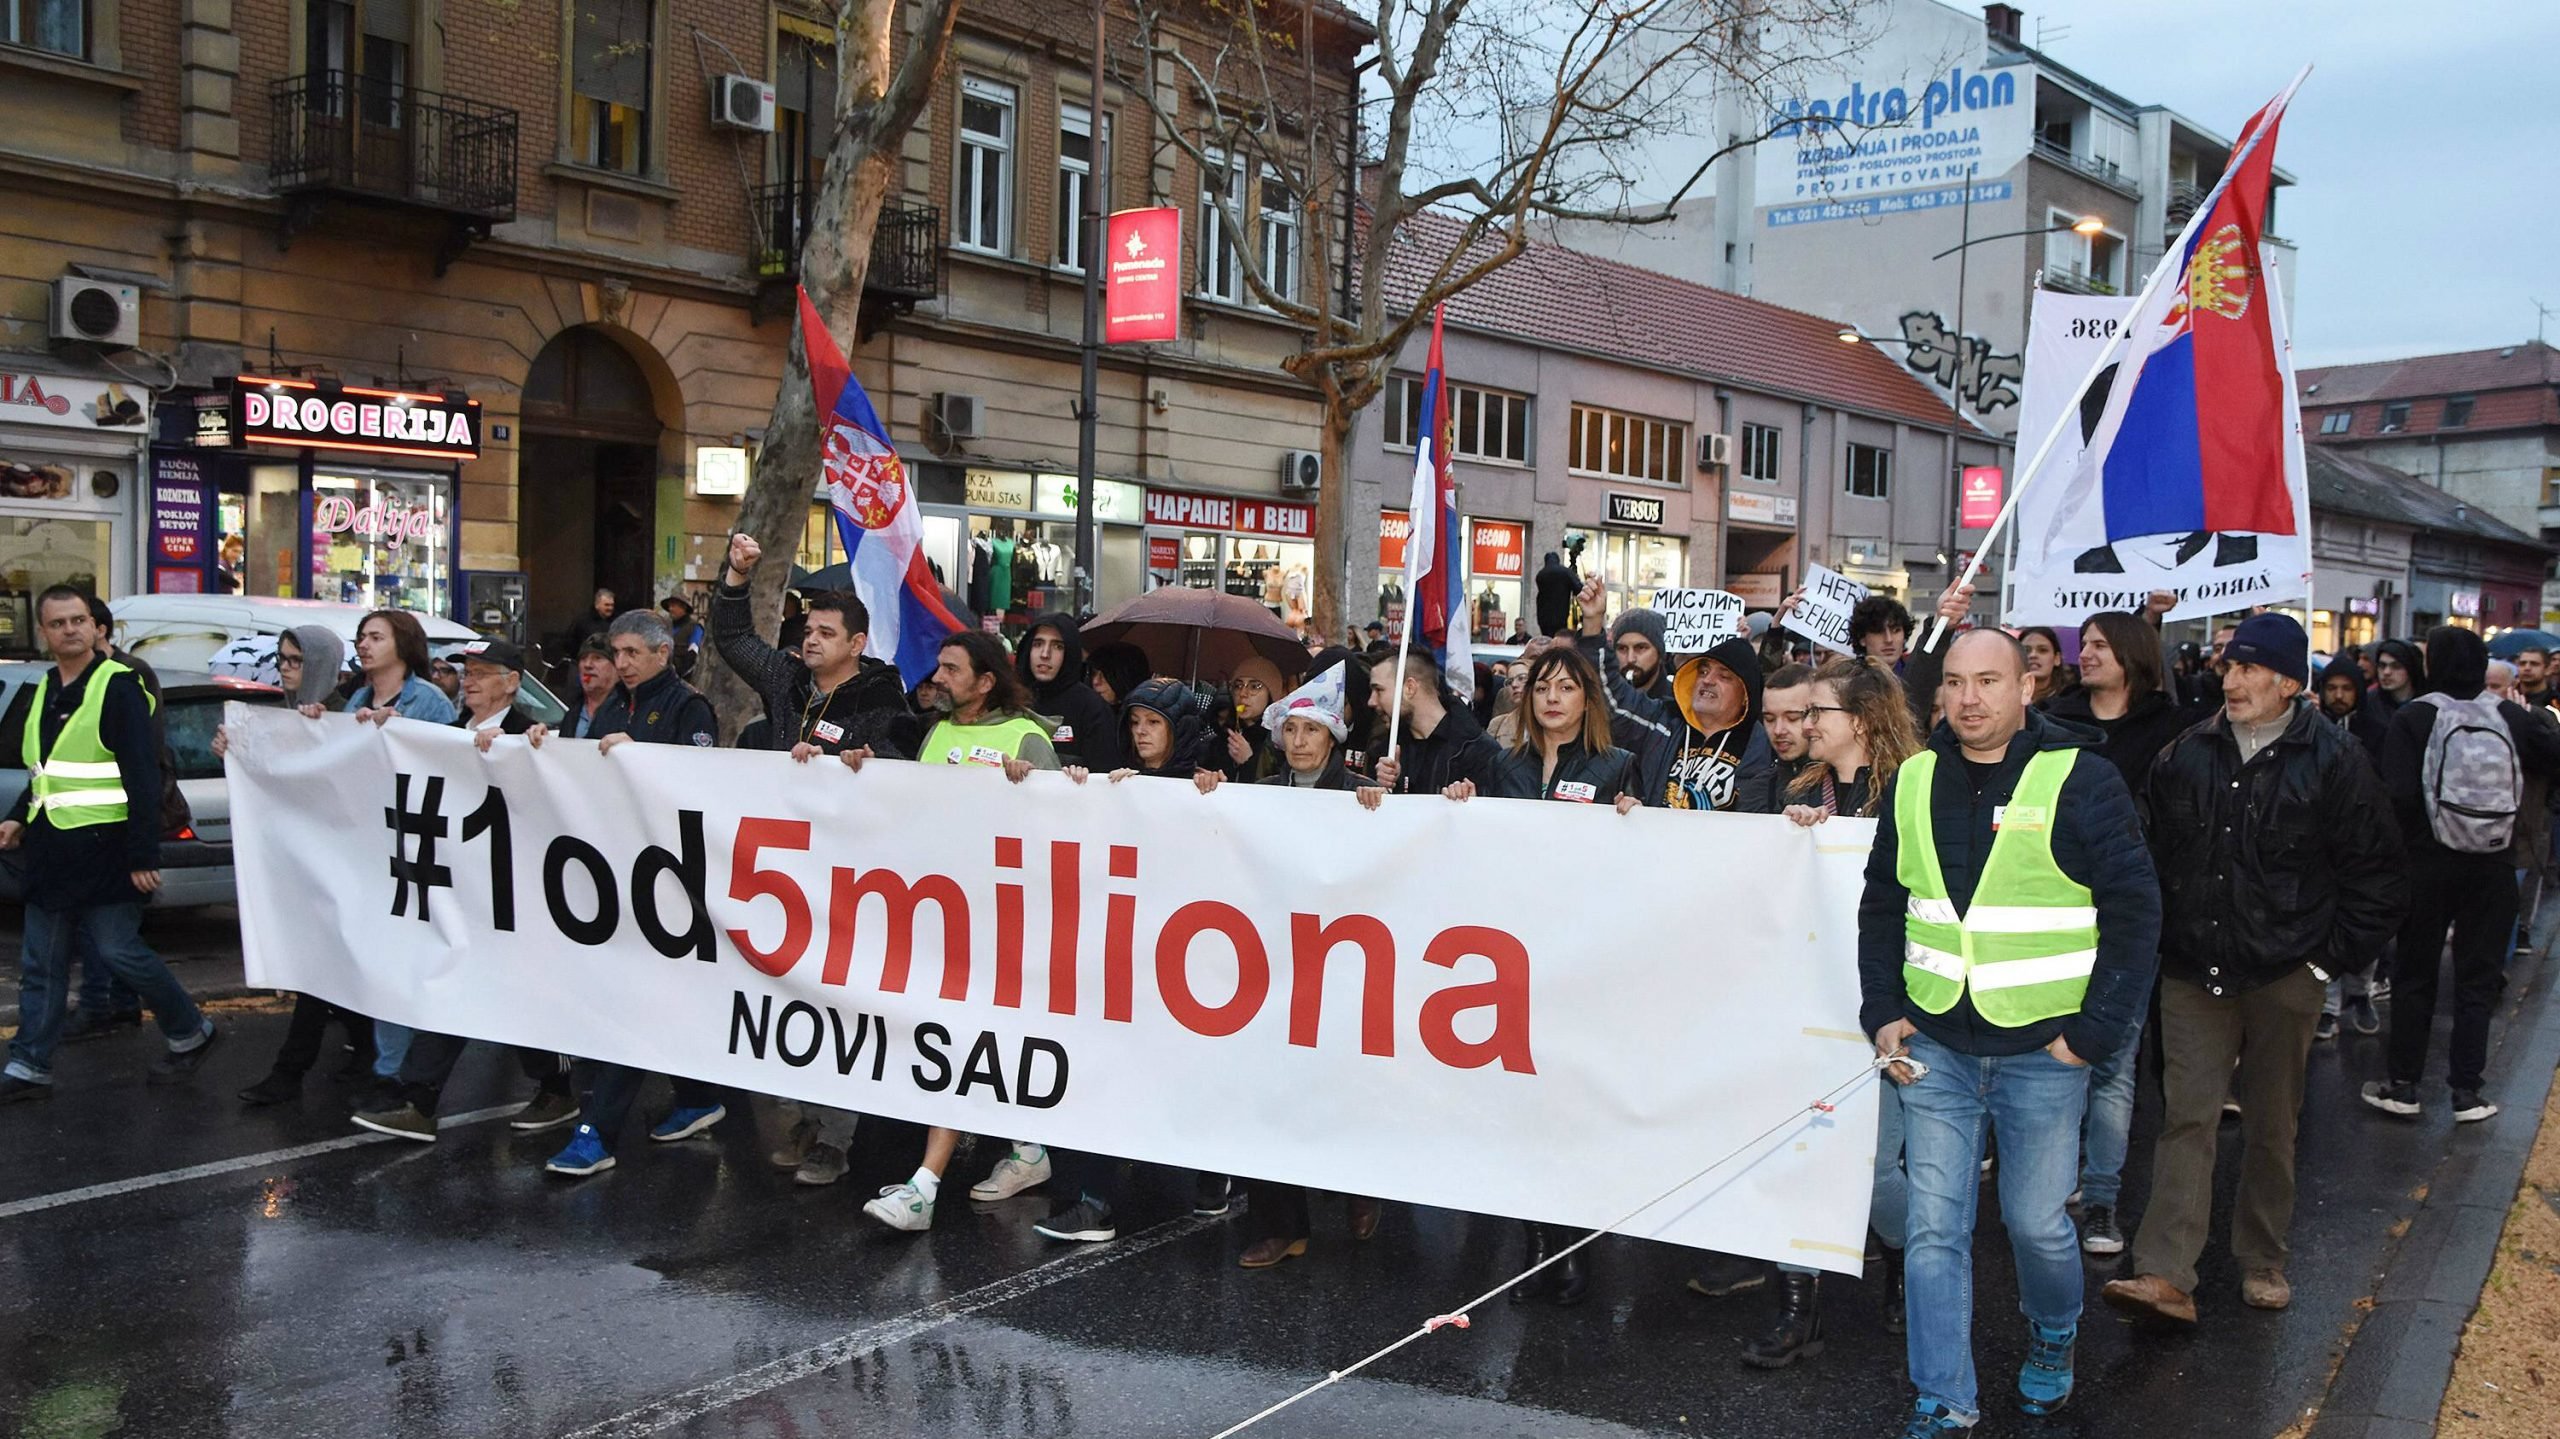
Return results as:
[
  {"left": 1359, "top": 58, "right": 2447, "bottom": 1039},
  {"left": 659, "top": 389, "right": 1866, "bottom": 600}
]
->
[
  {"left": 2039, "top": 266, "right": 2120, "bottom": 297},
  {"left": 751, "top": 179, "right": 943, "bottom": 328},
  {"left": 2031, "top": 135, "right": 2142, "bottom": 199},
  {"left": 270, "top": 72, "right": 518, "bottom": 273}
]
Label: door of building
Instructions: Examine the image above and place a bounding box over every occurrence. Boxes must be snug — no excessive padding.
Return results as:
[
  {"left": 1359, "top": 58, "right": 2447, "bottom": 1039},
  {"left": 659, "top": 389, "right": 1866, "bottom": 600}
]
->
[{"left": 519, "top": 327, "right": 666, "bottom": 674}]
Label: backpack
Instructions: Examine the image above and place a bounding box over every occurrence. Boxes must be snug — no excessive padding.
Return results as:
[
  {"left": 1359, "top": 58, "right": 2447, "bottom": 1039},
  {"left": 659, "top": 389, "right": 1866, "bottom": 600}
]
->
[{"left": 2416, "top": 693, "right": 2523, "bottom": 853}]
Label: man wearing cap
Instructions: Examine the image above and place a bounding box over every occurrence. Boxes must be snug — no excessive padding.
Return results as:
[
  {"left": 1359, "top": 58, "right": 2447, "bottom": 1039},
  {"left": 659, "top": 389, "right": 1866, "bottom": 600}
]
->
[
  {"left": 452, "top": 638, "right": 535, "bottom": 738},
  {"left": 2106, "top": 615, "right": 2405, "bottom": 1324}
]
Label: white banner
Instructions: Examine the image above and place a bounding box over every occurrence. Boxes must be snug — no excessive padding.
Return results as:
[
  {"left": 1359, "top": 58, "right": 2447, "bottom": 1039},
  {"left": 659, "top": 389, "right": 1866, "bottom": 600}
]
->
[
  {"left": 2006, "top": 289, "right": 2312, "bottom": 626},
  {"left": 226, "top": 707, "right": 1883, "bottom": 1273}
]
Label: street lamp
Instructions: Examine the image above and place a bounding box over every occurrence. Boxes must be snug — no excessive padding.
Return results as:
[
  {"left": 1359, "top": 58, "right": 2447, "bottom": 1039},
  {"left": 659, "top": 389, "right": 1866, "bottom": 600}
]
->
[{"left": 1833, "top": 161, "right": 2112, "bottom": 632}]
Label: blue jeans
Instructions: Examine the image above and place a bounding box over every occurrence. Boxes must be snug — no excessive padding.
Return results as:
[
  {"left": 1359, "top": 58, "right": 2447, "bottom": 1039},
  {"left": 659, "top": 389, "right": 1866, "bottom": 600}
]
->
[
  {"left": 1782, "top": 1075, "right": 1908, "bottom": 1275},
  {"left": 8, "top": 903, "right": 207, "bottom": 1083},
  {"left": 372, "top": 1021, "right": 414, "bottom": 1080},
  {"left": 2076, "top": 1014, "right": 2143, "bottom": 1208},
  {"left": 77, "top": 938, "right": 141, "bottom": 1016},
  {"left": 1899, "top": 1030, "right": 2092, "bottom": 1421}
]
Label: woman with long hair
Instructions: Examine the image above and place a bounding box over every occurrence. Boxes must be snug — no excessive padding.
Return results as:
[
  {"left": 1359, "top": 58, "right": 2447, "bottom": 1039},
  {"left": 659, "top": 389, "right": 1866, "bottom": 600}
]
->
[
  {"left": 2040, "top": 611, "right": 2192, "bottom": 797},
  {"left": 2019, "top": 626, "right": 2075, "bottom": 706},
  {"left": 1785, "top": 658, "right": 1923, "bottom": 822}
]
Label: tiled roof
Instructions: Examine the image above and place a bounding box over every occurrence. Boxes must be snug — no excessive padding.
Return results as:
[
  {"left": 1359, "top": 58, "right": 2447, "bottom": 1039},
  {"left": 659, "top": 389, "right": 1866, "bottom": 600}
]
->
[
  {"left": 2299, "top": 341, "right": 2558, "bottom": 403},
  {"left": 2307, "top": 446, "right": 2548, "bottom": 553},
  {"left": 1377, "top": 210, "right": 1974, "bottom": 433}
]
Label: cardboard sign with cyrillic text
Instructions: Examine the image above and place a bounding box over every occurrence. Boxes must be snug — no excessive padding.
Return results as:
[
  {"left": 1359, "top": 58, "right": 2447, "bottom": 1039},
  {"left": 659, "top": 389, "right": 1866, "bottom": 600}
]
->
[
  {"left": 1783, "top": 563, "right": 1870, "bottom": 655},
  {"left": 1654, "top": 588, "right": 1747, "bottom": 655}
]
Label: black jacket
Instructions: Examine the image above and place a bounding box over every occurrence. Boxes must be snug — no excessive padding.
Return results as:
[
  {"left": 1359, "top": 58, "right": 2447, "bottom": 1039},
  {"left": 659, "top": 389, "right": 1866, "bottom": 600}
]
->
[
  {"left": 1015, "top": 611, "right": 1127, "bottom": 771},
  {"left": 1533, "top": 555, "right": 1578, "bottom": 637},
  {"left": 710, "top": 582, "right": 912, "bottom": 758},
  {"left": 2041, "top": 685, "right": 2199, "bottom": 798},
  {"left": 1122, "top": 678, "right": 1216, "bottom": 778},
  {"left": 1576, "top": 630, "right": 1679, "bottom": 769},
  {"left": 1587, "top": 634, "right": 1776, "bottom": 812},
  {"left": 1858, "top": 708, "right": 2162, "bottom": 1063},
  {"left": 593, "top": 667, "right": 719, "bottom": 748},
  {"left": 8, "top": 655, "right": 161, "bottom": 908},
  {"left": 2146, "top": 699, "right": 2407, "bottom": 995},
  {"left": 454, "top": 705, "right": 535, "bottom": 736},
  {"left": 2378, "top": 687, "right": 2560, "bottom": 864},
  {"left": 1383, "top": 700, "right": 1503, "bottom": 796},
  {"left": 1259, "top": 754, "right": 1362, "bottom": 793},
  {"left": 1489, "top": 739, "right": 1637, "bottom": 804},
  {"left": 1764, "top": 752, "right": 1818, "bottom": 813}
]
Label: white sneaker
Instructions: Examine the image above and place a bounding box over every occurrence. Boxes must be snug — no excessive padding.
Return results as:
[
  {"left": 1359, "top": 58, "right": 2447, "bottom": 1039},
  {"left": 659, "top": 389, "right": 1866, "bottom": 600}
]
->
[
  {"left": 864, "top": 1182, "right": 935, "bottom": 1232},
  {"left": 970, "top": 1144, "right": 1052, "bottom": 1201}
]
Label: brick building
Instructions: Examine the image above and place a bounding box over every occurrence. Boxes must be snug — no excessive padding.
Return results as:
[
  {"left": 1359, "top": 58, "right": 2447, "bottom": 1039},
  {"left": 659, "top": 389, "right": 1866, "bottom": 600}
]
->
[{"left": 0, "top": 0, "right": 1362, "bottom": 660}]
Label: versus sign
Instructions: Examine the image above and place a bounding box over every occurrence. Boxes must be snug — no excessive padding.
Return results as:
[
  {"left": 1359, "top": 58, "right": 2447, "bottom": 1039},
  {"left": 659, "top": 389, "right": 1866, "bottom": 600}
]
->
[{"left": 232, "top": 378, "right": 481, "bottom": 460}]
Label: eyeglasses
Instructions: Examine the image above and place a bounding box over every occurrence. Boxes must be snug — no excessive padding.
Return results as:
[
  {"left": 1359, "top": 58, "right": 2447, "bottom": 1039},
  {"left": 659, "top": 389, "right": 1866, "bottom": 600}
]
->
[
  {"left": 1228, "top": 678, "right": 1269, "bottom": 694},
  {"left": 1802, "top": 704, "right": 1852, "bottom": 718}
]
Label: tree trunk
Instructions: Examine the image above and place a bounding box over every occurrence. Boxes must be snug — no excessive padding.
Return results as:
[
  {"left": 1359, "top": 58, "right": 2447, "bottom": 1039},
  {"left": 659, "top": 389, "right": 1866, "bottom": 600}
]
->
[{"left": 1310, "top": 389, "right": 1356, "bottom": 645}]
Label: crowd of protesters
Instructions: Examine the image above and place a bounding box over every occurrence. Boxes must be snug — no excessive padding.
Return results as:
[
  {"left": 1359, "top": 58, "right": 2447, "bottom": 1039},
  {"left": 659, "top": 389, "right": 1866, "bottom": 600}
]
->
[{"left": 10, "top": 526, "right": 2558, "bottom": 1439}]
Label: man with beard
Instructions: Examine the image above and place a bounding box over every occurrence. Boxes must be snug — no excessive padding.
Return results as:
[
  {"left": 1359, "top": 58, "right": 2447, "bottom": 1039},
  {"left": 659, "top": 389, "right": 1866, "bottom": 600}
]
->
[
  {"left": 1014, "top": 611, "right": 1127, "bottom": 771},
  {"left": 1575, "top": 576, "right": 1775, "bottom": 812}
]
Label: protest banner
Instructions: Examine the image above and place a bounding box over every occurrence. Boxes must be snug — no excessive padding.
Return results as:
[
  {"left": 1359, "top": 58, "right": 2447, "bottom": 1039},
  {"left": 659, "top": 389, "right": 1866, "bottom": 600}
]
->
[
  {"left": 1654, "top": 588, "right": 1746, "bottom": 654},
  {"left": 1783, "top": 563, "right": 1869, "bottom": 654},
  {"left": 227, "top": 707, "right": 1883, "bottom": 1273}
]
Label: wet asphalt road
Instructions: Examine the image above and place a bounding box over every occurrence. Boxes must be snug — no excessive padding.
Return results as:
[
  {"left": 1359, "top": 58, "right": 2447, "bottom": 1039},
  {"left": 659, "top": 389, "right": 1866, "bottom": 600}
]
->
[{"left": 0, "top": 915, "right": 2551, "bottom": 1439}]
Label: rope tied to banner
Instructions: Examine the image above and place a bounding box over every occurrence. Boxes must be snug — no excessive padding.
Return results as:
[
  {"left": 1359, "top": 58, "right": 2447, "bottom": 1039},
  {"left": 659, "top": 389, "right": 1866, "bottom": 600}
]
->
[{"left": 1202, "top": 1051, "right": 1921, "bottom": 1439}]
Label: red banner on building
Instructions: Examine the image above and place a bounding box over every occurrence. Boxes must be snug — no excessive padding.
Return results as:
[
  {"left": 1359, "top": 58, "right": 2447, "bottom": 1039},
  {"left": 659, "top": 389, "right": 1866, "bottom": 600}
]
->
[
  {"left": 1959, "top": 466, "right": 2003, "bottom": 530},
  {"left": 1105, "top": 207, "right": 1182, "bottom": 344},
  {"left": 1380, "top": 509, "right": 1411, "bottom": 570},
  {"left": 1144, "top": 488, "right": 1314, "bottom": 538},
  {"left": 1469, "top": 520, "right": 1525, "bottom": 577}
]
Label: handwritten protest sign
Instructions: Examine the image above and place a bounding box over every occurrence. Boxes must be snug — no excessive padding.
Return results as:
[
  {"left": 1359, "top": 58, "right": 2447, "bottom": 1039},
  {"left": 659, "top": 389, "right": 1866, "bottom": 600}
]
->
[
  {"left": 1783, "top": 563, "right": 1869, "bottom": 654},
  {"left": 1656, "top": 589, "right": 1747, "bottom": 654}
]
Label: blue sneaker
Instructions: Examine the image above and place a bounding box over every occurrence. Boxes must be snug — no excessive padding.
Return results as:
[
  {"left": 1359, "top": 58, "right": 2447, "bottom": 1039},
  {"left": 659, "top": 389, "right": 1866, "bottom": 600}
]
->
[
  {"left": 2017, "top": 1320, "right": 2076, "bottom": 1415},
  {"left": 544, "top": 1124, "right": 616, "bottom": 1177},
  {"left": 649, "top": 1103, "right": 727, "bottom": 1142},
  {"left": 1896, "top": 1399, "right": 1974, "bottom": 1436}
]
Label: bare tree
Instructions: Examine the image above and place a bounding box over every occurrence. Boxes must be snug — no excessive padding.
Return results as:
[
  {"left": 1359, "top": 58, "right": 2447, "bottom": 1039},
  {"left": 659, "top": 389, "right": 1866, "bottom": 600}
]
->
[
  {"left": 1125, "top": 0, "right": 1882, "bottom": 642},
  {"left": 703, "top": 0, "right": 962, "bottom": 729}
]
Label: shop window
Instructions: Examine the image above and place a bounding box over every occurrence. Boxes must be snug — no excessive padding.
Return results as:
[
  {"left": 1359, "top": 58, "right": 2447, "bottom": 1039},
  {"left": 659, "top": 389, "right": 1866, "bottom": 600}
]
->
[
  {"left": 1055, "top": 103, "right": 1109, "bottom": 272},
  {"left": 1740, "top": 422, "right": 1783, "bottom": 482},
  {"left": 1258, "top": 170, "right": 1298, "bottom": 304},
  {"left": 1845, "top": 442, "right": 1891, "bottom": 499},
  {"left": 570, "top": 0, "right": 652, "bottom": 174},
  {"left": 2441, "top": 395, "right": 2475, "bottom": 428},
  {"left": 1199, "top": 151, "right": 1244, "bottom": 303},
  {"left": 0, "top": 512, "right": 113, "bottom": 659},
  {"left": 954, "top": 75, "right": 1014, "bottom": 254},
  {"left": 2318, "top": 410, "right": 2351, "bottom": 436},
  {"left": 6, "top": 0, "right": 86, "bottom": 58},
  {"left": 310, "top": 470, "right": 451, "bottom": 614},
  {"left": 1562, "top": 527, "right": 1686, "bottom": 613},
  {"left": 1569, "top": 404, "right": 1685, "bottom": 485}
]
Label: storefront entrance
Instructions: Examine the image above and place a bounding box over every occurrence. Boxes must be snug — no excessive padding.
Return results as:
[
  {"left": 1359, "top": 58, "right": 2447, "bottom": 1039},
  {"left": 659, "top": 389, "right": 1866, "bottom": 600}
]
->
[{"left": 519, "top": 328, "right": 669, "bottom": 658}]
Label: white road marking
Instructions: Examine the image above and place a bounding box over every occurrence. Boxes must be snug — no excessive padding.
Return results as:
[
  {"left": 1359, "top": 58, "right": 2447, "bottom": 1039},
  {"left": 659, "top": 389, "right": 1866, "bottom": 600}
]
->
[
  {"left": 563, "top": 1213, "right": 1226, "bottom": 1438},
  {"left": 0, "top": 1102, "right": 522, "bottom": 1220}
]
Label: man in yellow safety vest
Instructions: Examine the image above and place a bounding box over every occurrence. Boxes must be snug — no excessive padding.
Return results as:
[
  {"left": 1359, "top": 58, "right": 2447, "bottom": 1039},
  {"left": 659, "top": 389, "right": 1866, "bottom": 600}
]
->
[
  {"left": 1, "top": 585, "right": 219, "bottom": 1102},
  {"left": 1860, "top": 628, "right": 2161, "bottom": 1437}
]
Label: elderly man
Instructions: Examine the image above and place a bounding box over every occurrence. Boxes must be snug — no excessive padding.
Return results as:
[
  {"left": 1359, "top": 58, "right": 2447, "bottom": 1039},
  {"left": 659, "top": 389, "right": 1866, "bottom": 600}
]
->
[
  {"left": 452, "top": 637, "right": 534, "bottom": 737},
  {"left": 1861, "top": 628, "right": 2160, "bottom": 1435},
  {"left": 2104, "top": 614, "right": 2406, "bottom": 1325}
]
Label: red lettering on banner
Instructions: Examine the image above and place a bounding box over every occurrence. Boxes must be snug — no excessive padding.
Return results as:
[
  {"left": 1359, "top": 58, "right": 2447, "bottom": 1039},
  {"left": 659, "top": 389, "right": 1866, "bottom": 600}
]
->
[
  {"left": 1288, "top": 913, "right": 1397, "bottom": 1056},
  {"left": 1419, "top": 927, "right": 1535, "bottom": 1072},
  {"left": 727, "top": 819, "right": 813, "bottom": 976},
  {"left": 1158, "top": 901, "right": 1272, "bottom": 1037},
  {"left": 826, "top": 868, "right": 972, "bottom": 1000},
  {"left": 1105, "top": 843, "right": 1138, "bottom": 1021},
  {"left": 994, "top": 836, "right": 1026, "bottom": 1010},
  {"left": 1047, "top": 840, "right": 1081, "bottom": 1015}
]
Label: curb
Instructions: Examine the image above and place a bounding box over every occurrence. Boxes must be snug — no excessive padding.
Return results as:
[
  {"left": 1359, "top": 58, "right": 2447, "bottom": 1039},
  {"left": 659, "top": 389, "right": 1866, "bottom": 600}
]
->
[{"left": 2309, "top": 923, "right": 2560, "bottom": 1439}]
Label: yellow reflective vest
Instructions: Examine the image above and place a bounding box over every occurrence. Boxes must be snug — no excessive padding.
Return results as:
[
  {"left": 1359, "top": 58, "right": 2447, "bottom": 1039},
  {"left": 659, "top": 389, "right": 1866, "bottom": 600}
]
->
[
  {"left": 1893, "top": 747, "right": 2098, "bottom": 1027},
  {"left": 22, "top": 658, "right": 146, "bottom": 831}
]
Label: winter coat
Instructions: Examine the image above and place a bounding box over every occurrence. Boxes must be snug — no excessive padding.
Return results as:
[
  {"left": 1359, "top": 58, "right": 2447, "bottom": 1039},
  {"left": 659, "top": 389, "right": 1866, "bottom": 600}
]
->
[
  {"left": 1381, "top": 700, "right": 1503, "bottom": 797},
  {"left": 1122, "top": 678, "right": 1217, "bottom": 778},
  {"left": 1858, "top": 708, "right": 2162, "bottom": 1064},
  {"left": 1533, "top": 554, "right": 1578, "bottom": 637},
  {"left": 1259, "top": 755, "right": 1362, "bottom": 793},
  {"left": 2146, "top": 699, "right": 2407, "bottom": 996},
  {"left": 2040, "top": 684, "right": 2200, "bottom": 799},
  {"left": 1014, "top": 611, "right": 1128, "bottom": 771},
  {"left": 710, "top": 581, "right": 912, "bottom": 757},
  {"left": 593, "top": 667, "right": 718, "bottom": 748},
  {"left": 1488, "top": 738, "right": 1638, "bottom": 805},
  {"left": 1589, "top": 634, "right": 1776, "bottom": 812}
]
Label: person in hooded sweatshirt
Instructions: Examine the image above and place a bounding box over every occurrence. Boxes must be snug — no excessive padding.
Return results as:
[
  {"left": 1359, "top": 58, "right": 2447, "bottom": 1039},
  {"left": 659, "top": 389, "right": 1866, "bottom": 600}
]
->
[
  {"left": 1015, "top": 611, "right": 1128, "bottom": 771},
  {"left": 1573, "top": 575, "right": 1774, "bottom": 812},
  {"left": 1534, "top": 550, "right": 1578, "bottom": 636},
  {"left": 1086, "top": 641, "right": 1152, "bottom": 711},
  {"left": 2356, "top": 637, "right": 2425, "bottom": 758},
  {"left": 1215, "top": 654, "right": 1293, "bottom": 783}
]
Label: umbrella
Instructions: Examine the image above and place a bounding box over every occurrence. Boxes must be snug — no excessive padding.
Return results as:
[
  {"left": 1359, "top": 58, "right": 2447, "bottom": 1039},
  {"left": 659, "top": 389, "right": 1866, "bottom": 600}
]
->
[
  {"left": 790, "top": 561, "right": 853, "bottom": 592},
  {"left": 2487, "top": 629, "right": 2560, "bottom": 659},
  {"left": 1082, "top": 587, "right": 1310, "bottom": 685},
  {"left": 206, "top": 633, "right": 281, "bottom": 686}
]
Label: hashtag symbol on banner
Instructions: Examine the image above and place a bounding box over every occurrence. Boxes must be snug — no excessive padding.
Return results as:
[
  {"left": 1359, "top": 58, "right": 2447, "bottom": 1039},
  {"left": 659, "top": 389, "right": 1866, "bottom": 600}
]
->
[{"left": 384, "top": 772, "right": 453, "bottom": 921}]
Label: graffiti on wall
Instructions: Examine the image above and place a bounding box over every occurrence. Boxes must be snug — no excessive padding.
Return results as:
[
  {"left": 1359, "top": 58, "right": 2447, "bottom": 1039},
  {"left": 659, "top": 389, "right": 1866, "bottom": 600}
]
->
[{"left": 1897, "top": 310, "right": 2023, "bottom": 417}]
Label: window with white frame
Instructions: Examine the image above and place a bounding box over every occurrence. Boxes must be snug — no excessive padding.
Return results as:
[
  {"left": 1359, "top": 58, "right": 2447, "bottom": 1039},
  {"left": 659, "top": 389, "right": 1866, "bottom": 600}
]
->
[
  {"left": 1740, "top": 422, "right": 1783, "bottom": 483},
  {"left": 1258, "top": 169, "right": 1299, "bottom": 305},
  {"left": 1199, "top": 151, "right": 1244, "bottom": 303},
  {"left": 5, "top": 0, "right": 86, "bottom": 58},
  {"left": 1568, "top": 403, "right": 1685, "bottom": 485},
  {"left": 2044, "top": 207, "right": 2125, "bottom": 292},
  {"left": 1845, "top": 442, "right": 1891, "bottom": 499},
  {"left": 1055, "top": 102, "right": 1109, "bottom": 271},
  {"left": 1383, "top": 377, "right": 1530, "bottom": 464},
  {"left": 954, "top": 76, "right": 1015, "bottom": 254}
]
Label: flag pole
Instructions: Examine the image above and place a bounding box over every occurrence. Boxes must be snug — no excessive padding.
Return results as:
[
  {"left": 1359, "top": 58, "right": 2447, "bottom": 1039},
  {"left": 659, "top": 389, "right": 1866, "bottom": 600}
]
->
[
  {"left": 1386, "top": 306, "right": 1447, "bottom": 768},
  {"left": 1918, "top": 64, "right": 2312, "bottom": 653}
]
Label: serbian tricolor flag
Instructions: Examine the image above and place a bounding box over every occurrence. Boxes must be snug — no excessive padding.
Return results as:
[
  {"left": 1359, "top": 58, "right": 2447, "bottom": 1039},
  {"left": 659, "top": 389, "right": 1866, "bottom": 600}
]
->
[
  {"left": 2086, "top": 76, "right": 2303, "bottom": 543},
  {"left": 797, "top": 286, "right": 964, "bottom": 685},
  {"left": 1398, "top": 307, "right": 1473, "bottom": 700}
]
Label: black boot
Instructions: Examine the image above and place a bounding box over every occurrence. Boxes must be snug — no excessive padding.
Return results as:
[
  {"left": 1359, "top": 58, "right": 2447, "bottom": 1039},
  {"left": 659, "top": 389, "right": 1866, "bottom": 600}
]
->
[
  {"left": 1881, "top": 1245, "right": 1906, "bottom": 1337},
  {"left": 1740, "top": 1271, "right": 1824, "bottom": 1368},
  {"left": 1511, "top": 1222, "right": 1553, "bottom": 1305},
  {"left": 1552, "top": 1234, "right": 1589, "bottom": 1307}
]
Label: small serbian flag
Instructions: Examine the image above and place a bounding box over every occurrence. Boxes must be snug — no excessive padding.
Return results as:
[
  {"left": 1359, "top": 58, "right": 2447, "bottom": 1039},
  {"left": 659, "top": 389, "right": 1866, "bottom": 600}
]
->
[
  {"left": 2085, "top": 76, "right": 2303, "bottom": 543},
  {"left": 797, "top": 286, "right": 964, "bottom": 685},
  {"left": 1399, "top": 306, "right": 1473, "bottom": 701}
]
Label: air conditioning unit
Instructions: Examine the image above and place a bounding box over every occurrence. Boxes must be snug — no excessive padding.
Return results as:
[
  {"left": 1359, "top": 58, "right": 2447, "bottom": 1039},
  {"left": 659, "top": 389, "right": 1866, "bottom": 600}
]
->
[
  {"left": 1699, "top": 431, "right": 1734, "bottom": 469},
  {"left": 1279, "top": 449, "right": 1322, "bottom": 493},
  {"left": 51, "top": 277, "right": 140, "bottom": 349},
  {"left": 712, "top": 74, "right": 776, "bottom": 132},
  {"left": 933, "top": 391, "right": 982, "bottom": 442}
]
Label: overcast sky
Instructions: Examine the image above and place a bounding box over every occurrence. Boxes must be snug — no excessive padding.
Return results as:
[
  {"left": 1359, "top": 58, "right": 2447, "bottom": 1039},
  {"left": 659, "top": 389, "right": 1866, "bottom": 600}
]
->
[{"left": 2013, "top": 0, "right": 2558, "bottom": 368}]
